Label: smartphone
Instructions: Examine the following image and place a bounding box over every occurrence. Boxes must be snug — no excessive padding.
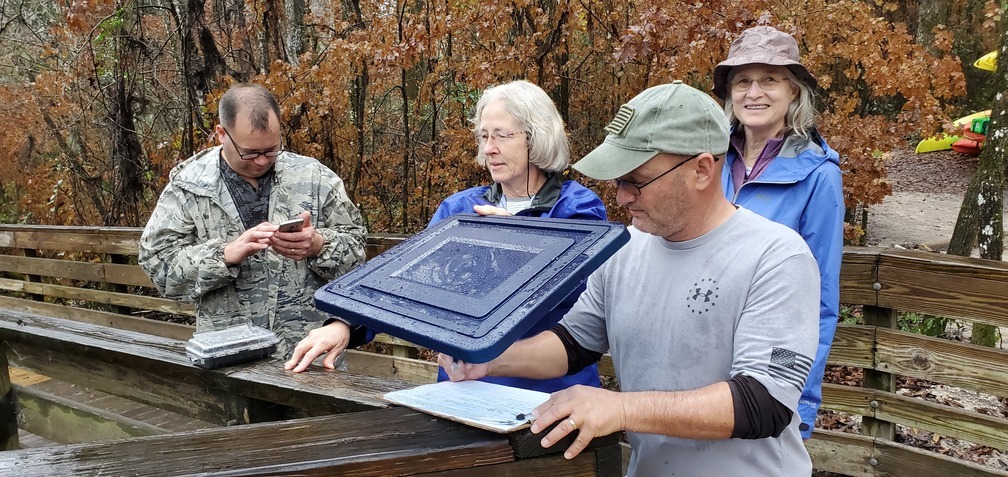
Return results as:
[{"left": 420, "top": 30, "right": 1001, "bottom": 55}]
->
[{"left": 277, "top": 218, "right": 304, "bottom": 233}]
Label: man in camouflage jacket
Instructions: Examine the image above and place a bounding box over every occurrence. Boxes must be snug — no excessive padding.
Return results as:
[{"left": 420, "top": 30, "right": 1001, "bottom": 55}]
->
[{"left": 139, "top": 83, "right": 366, "bottom": 360}]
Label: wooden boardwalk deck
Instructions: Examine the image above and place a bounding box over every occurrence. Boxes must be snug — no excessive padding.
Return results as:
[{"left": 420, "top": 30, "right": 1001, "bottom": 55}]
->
[{"left": 10, "top": 366, "right": 217, "bottom": 448}]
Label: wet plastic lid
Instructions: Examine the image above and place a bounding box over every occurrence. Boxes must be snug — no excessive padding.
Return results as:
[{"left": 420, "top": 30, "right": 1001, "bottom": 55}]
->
[
  {"left": 185, "top": 323, "right": 280, "bottom": 367},
  {"left": 315, "top": 214, "right": 629, "bottom": 363}
]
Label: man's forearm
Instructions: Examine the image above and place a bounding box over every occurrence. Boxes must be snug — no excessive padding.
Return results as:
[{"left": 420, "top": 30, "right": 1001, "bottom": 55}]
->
[
  {"left": 620, "top": 382, "right": 735, "bottom": 440},
  {"left": 488, "top": 331, "right": 570, "bottom": 379}
]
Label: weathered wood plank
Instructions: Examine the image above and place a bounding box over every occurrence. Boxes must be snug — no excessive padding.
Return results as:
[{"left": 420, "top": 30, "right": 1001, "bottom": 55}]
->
[
  {"left": 877, "top": 250, "right": 1008, "bottom": 328},
  {"left": 26, "top": 377, "right": 215, "bottom": 433},
  {"left": 365, "top": 233, "right": 409, "bottom": 260},
  {"left": 0, "top": 277, "right": 194, "bottom": 316},
  {"left": 16, "top": 429, "right": 56, "bottom": 449},
  {"left": 344, "top": 349, "right": 438, "bottom": 384},
  {"left": 13, "top": 384, "right": 164, "bottom": 443},
  {"left": 862, "top": 306, "right": 896, "bottom": 441},
  {"left": 0, "top": 295, "right": 194, "bottom": 340},
  {"left": 0, "top": 344, "right": 18, "bottom": 451},
  {"left": 0, "top": 310, "right": 409, "bottom": 425},
  {"left": 839, "top": 246, "right": 881, "bottom": 306},
  {"left": 0, "top": 255, "right": 153, "bottom": 287},
  {"left": 807, "top": 429, "right": 1008, "bottom": 477},
  {"left": 874, "top": 328, "right": 1008, "bottom": 397},
  {"left": 0, "top": 407, "right": 518, "bottom": 477},
  {"left": 821, "top": 384, "right": 1008, "bottom": 451},
  {"left": 828, "top": 323, "right": 875, "bottom": 368},
  {"left": 805, "top": 429, "right": 874, "bottom": 477},
  {"left": 874, "top": 389, "right": 1008, "bottom": 451},
  {"left": 0, "top": 226, "right": 141, "bottom": 255},
  {"left": 873, "top": 436, "right": 1008, "bottom": 476},
  {"left": 421, "top": 452, "right": 597, "bottom": 476},
  {"left": 821, "top": 383, "right": 874, "bottom": 415}
]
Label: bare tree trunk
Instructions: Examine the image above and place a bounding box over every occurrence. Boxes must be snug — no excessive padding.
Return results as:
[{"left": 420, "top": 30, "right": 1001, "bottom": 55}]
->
[
  {"left": 397, "top": 0, "right": 412, "bottom": 230},
  {"left": 284, "top": 0, "right": 306, "bottom": 63},
  {"left": 343, "top": 0, "right": 367, "bottom": 196},
  {"left": 260, "top": 0, "right": 288, "bottom": 68},
  {"left": 914, "top": 0, "right": 948, "bottom": 53},
  {"left": 948, "top": 0, "right": 994, "bottom": 111},
  {"left": 108, "top": 78, "right": 145, "bottom": 226},
  {"left": 947, "top": 1, "right": 1007, "bottom": 347}
]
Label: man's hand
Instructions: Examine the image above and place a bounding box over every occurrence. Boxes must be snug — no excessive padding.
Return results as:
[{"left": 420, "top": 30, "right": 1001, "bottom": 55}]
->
[
  {"left": 472, "top": 204, "right": 511, "bottom": 217},
  {"left": 530, "top": 385, "right": 628, "bottom": 460},
  {"left": 223, "top": 223, "right": 277, "bottom": 265},
  {"left": 284, "top": 321, "right": 351, "bottom": 372},
  {"left": 270, "top": 211, "right": 323, "bottom": 261},
  {"left": 436, "top": 353, "right": 491, "bottom": 381}
]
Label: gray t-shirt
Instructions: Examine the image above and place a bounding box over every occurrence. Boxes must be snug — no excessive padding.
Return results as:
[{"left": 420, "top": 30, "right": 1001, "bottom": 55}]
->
[{"left": 561, "top": 207, "right": 819, "bottom": 476}]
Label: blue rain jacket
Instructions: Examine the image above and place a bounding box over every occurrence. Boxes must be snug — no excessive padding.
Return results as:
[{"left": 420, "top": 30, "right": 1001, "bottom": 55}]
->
[{"left": 722, "top": 128, "right": 844, "bottom": 439}]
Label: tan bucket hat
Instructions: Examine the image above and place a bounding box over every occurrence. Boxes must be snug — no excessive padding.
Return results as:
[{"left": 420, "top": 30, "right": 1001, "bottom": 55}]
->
[{"left": 712, "top": 26, "right": 817, "bottom": 99}]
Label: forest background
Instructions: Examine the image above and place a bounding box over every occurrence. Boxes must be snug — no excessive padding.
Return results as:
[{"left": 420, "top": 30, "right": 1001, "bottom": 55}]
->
[{"left": 0, "top": 0, "right": 1000, "bottom": 237}]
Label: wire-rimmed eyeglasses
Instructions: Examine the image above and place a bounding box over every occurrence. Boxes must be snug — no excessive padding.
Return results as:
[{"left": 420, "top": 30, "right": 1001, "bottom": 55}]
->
[
  {"left": 730, "top": 75, "right": 791, "bottom": 93},
  {"left": 611, "top": 153, "right": 702, "bottom": 196},
  {"left": 475, "top": 130, "right": 527, "bottom": 145},
  {"left": 222, "top": 127, "right": 284, "bottom": 161}
]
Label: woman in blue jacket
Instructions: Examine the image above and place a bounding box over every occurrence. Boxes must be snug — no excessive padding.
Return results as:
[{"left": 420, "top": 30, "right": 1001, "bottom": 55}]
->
[
  {"left": 713, "top": 26, "right": 845, "bottom": 439},
  {"left": 429, "top": 80, "right": 607, "bottom": 392},
  {"left": 285, "top": 81, "right": 605, "bottom": 386}
]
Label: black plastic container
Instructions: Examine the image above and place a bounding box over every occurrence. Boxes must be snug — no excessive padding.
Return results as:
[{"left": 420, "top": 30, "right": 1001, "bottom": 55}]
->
[
  {"left": 185, "top": 323, "right": 280, "bottom": 369},
  {"left": 315, "top": 214, "right": 629, "bottom": 363}
]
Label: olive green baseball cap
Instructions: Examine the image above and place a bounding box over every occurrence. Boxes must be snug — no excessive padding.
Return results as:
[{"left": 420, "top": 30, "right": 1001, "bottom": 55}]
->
[{"left": 573, "top": 81, "right": 730, "bottom": 180}]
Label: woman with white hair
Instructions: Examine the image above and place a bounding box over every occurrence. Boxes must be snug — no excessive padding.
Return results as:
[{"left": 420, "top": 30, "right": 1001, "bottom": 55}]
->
[
  {"left": 429, "top": 80, "right": 605, "bottom": 222},
  {"left": 428, "top": 80, "right": 607, "bottom": 393},
  {"left": 713, "top": 25, "right": 844, "bottom": 440}
]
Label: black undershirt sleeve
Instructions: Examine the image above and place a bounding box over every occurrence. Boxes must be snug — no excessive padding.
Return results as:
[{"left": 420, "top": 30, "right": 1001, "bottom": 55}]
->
[
  {"left": 549, "top": 324, "right": 603, "bottom": 376},
  {"left": 727, "top": 374, "right": 794, "bottom": 439}
]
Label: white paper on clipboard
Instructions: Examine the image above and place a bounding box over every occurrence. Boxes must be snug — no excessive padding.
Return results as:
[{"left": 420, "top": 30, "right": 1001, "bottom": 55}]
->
[{"left": 384, "top": 380, "right": 549, "bottom": 433}]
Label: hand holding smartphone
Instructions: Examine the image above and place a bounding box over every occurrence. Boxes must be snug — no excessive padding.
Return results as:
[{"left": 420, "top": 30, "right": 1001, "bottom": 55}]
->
[{"left": 277, "top": 218, "right": 305, "bottom": 233}]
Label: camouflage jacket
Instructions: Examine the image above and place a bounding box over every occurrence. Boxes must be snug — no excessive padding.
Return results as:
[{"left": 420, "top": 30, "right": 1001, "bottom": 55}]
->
[{"left": 139, "top": 147, "right": 367, "bottom": 356}]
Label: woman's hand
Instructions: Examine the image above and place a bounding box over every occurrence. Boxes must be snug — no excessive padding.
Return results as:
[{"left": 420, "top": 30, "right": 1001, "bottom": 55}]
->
[{"left": 473, "top": 204, "right": 511, "bottom": 217}]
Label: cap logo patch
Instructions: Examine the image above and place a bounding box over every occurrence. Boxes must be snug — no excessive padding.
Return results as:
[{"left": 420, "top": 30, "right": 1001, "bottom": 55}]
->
[{"left": 604, "top": 104, "right": 636, "bottom": 137}]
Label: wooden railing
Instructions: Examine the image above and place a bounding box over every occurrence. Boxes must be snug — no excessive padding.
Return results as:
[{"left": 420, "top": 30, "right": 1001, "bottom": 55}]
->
[
  {"left": 1, "top": 225, "right": 1007, "bottom": 476},
  {"left": 0, "top": 310, "right": 621, "bottom": 475}
]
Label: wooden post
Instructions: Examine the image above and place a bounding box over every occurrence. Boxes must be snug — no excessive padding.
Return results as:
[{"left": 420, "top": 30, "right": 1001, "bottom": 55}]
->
[
  {"left": 861, "top": 305, "right": 896, "bottom": 442},
  {"left": 20, "top": 248, "right": 43, "bottom": 301},
  {"left": 103, "top": 253, "right": 130, "bottom": 315},
  {"left": 0, "top": 344, "right": 20, "bottom": 450}
]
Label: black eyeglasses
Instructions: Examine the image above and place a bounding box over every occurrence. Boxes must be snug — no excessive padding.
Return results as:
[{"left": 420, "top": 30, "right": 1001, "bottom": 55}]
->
[
  {"left": 612, "top": 153, "right": 702, "bottom": 196},
  {"left": 222, "top": 127, "right": 284, "bottom": 161}
]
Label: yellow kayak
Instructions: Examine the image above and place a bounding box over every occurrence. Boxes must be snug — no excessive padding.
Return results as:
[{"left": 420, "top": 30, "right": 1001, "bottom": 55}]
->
[
  {"left": 915, "top": 110, "right": 991, "bottom": 154},
  {"left": 974, "top": 51, "right": 997, "bottom": 72}
]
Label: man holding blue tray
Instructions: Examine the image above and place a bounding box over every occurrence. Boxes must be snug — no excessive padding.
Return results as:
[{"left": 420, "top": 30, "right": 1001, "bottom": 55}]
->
[{"left": 440, "top": 81, "right": 820, "bottom": 476}]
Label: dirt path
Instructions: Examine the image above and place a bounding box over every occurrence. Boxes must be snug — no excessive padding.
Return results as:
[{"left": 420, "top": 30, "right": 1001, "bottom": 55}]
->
[{"left": 864, "top": 148, "right": 1008, "bottom": 252}]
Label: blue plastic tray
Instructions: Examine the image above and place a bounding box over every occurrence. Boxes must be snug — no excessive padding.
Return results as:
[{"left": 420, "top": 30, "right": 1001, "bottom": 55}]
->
[{"left": 314, "top": 214, "right": 629, "bottom": 363}]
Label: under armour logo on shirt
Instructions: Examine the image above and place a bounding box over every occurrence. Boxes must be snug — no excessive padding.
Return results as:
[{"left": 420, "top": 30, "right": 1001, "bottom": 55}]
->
[
  {"left": 692, "top": 288, "right": 714, "bottom": 302},
  {"left": 686, "top": 278, "right": 719, "bottom": 315}
]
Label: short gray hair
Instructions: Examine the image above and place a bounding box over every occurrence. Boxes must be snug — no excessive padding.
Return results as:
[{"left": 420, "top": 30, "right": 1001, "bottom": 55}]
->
[
  {"left": 219, "top": 83, "right": 282, "bottom": 132},
  {"left": 470, "top": 80, "right": 570, "bottom": 173},
  {"left": 723, "top": 68, "right": 816, "bottom": 139}
]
